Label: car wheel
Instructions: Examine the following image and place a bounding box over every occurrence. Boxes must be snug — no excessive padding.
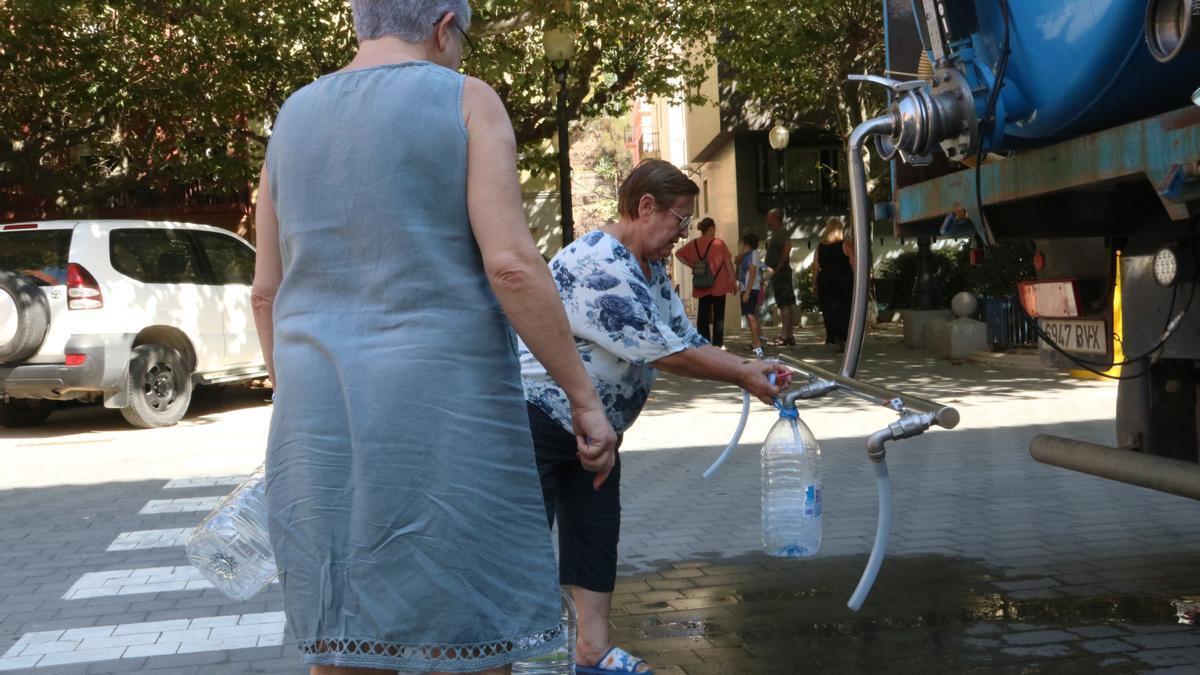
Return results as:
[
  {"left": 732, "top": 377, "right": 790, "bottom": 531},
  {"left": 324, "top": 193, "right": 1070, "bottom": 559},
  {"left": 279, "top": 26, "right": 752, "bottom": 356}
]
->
[
  {"left": 120, "top": 344, "right": 193, "bottom": 428},
  {"left": 0, "top": 398, "right": 55, "bottom": 428},
  {"left": 0, "top": 272, "right": 51, "bottom": 363}
]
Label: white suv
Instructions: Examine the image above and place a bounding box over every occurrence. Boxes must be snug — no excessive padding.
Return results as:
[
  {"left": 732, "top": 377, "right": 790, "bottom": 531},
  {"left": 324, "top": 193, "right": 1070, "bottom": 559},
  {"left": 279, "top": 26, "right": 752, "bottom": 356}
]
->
[{"left": 0, "top": 220, "right": 267, "bottom": 428}]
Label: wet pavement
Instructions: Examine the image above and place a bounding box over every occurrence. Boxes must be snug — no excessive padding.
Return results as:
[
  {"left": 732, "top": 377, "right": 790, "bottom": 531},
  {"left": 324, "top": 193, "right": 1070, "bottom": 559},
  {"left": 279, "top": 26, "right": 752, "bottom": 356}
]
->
[
  {"left": 2, "top": 323, "right": 1200, "bottom": 672},
  {"left": 609, "top": 553, "right": 1200, "bottom": 673}
]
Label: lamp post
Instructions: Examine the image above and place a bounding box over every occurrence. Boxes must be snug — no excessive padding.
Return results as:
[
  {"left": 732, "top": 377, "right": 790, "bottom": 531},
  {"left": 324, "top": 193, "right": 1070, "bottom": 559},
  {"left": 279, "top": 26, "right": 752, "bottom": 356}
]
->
[
  {"left": 544, "top": 26, "right": 576, "bottom": 248},
  {"left": 768, "top": 123, "right": 790, "bottom": 208}
]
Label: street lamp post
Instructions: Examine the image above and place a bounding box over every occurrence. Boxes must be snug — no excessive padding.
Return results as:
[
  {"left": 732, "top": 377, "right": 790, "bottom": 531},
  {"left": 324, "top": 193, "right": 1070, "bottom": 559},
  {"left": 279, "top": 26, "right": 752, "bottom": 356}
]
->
[
  {"left": 544, "top": 26, "right": 576, "bottom": 249},
  {"left": 768, "top": 123, "right": 790, "bottom": 208}
]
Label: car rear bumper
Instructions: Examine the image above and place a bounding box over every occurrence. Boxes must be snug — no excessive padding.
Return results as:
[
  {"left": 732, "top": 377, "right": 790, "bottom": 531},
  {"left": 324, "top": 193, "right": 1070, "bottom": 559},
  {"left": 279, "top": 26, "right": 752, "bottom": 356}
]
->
[{"left": 0, "top": 334, "right": 132, "bottom": 400}]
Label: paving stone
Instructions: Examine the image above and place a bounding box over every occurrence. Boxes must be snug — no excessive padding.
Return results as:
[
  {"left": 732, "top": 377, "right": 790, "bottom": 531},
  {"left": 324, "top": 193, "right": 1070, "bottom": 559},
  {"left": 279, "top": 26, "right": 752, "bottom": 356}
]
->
[
  {"left": 1125, "top": 632, "right": 1200, "bottom": 650},
  {"left": 1069, "top": 625, "right": 1128, "bottom": 639},
  {"left": 1002, "top": 630, "right": 1079, "bottom": 646},
  {"left": 1080, "top": 638, "right": 1137, "bottom": 654},
  {"left": 1132, "top": 647, "right": 1200, "bottom": 668}
]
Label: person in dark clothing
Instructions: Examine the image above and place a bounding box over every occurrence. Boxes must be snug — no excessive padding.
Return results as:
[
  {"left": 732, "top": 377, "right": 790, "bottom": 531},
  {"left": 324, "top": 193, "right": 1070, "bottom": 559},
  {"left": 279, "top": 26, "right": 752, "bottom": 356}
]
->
[
  {"left": 812, "top": 216, "right": 854, "bottom": 352},
  {"left": 764, "top": 208, "right": 796, "bottom": 346}
]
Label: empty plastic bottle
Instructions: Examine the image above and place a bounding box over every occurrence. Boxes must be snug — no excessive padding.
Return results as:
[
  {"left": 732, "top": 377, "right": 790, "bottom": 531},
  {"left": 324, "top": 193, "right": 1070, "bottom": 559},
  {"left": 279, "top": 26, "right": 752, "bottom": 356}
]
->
[
  {"left": 186, "top": 465, "right": 278, "bottom": 601},
  {"left": 512, "top": 587, "right": 577, "bottom": 674},
  {"left": 761, "top": 405, "right": 822, "bottom": 557}
]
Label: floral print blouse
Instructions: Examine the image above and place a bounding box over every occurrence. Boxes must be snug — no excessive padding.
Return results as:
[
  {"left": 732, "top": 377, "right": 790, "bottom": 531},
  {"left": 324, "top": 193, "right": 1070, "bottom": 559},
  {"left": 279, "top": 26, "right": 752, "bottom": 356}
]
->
[{"left": 519, "top": 229, "right": 707, "bottom": 434}]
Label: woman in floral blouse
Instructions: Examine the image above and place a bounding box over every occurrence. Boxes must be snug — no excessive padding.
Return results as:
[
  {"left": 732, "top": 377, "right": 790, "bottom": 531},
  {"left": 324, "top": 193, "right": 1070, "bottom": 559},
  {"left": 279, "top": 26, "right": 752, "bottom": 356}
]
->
[{"left": 519, "top": 159, "right": 790, "bottom": 674}]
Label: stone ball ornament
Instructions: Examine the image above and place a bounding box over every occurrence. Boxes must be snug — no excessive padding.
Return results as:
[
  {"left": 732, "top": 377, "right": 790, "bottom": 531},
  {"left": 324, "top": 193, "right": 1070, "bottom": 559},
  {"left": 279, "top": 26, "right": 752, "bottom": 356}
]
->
[{"left": 951, "top": 291, "right": 978, "bottom": 318}]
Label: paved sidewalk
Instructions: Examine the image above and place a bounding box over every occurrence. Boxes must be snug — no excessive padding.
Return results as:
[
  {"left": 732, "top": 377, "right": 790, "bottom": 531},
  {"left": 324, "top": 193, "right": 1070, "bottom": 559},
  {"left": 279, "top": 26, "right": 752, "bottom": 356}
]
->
[{"left": 1, "top": 327, "right": 1198, "bottom": 672}]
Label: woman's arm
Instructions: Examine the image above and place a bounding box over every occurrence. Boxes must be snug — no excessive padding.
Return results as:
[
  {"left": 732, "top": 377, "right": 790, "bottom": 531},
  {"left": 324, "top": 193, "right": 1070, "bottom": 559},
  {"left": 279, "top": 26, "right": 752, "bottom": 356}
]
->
[
  {"left": 463, "top": 76, "right": 615, "bottom": 483},
  {"left": 654, "top": 347, "right": 787, "bottom": 404},
  {"left": 251, "top": 168, "right": 281, "bottom": 388}
]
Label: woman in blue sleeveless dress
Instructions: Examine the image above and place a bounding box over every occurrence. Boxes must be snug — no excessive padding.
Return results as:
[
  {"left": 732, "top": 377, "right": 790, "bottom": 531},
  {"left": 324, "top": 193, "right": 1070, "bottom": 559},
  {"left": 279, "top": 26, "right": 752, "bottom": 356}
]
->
[{"left": 249, "top": 2, "right": 617, "bottom": 673}]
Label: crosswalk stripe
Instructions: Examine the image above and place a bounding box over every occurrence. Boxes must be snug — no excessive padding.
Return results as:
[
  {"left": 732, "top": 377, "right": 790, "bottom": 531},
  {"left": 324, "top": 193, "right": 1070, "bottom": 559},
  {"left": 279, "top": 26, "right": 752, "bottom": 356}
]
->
[
  {"left": 62, "top": 566, "right": 209, "bottom": 600},
  {"left": 106, "top": 528, "right": 192, "bottom": 551},
  {"left": 0, "top": 612, "right": 285, "bottom": 669},
  {"left": 163, "top": 475, "right": 247, "bottom": 490},
  {"left": 138, "top": 496, "right": 223, "bottom": 515},
  {"left": 62, "top": 566, "right": 279, "bottom": 600}
]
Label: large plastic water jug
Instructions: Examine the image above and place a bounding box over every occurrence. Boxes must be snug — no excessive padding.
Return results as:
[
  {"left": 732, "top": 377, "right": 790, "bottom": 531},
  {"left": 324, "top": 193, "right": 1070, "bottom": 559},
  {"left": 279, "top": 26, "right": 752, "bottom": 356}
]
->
[
  {"left": 185, "top": 466, "right": 277, "bottom": 600},
  {"left": 761, "top": 408, "right": 822, "bottom": 557}
]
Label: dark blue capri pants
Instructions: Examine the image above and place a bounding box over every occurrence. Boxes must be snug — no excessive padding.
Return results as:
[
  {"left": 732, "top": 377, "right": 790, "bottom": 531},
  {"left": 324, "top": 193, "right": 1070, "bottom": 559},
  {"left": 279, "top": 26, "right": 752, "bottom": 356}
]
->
[{"left": 526, "top": 402, "right": 622, "bottom": 593}]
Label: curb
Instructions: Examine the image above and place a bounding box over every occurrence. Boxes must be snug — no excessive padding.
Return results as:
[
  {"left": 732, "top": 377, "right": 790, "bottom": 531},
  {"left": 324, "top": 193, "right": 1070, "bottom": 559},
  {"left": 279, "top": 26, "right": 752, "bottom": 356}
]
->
[{"left": 965, "top": 349, "right": 1044, "bottom": 372}]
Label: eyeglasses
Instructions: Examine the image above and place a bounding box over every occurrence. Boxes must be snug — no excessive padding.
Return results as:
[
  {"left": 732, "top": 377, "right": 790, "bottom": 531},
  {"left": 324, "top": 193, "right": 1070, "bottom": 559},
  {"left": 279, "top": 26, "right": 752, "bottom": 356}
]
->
[
  {"left": 435, "top": 16, "right": 475, "bottom": 62},
  {"left": 456, "top": 23, "right": 476, "bottom": 62},
  {"left": 667, "top": 207, "right": 693, "bottom": 233}
]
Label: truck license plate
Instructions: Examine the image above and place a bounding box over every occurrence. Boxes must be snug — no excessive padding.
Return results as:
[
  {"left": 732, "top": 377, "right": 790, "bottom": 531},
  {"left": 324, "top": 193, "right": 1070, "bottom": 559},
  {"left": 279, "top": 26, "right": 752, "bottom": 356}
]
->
[{"left": 1038, "top": 319, "right": 1107, "bottom": 355}]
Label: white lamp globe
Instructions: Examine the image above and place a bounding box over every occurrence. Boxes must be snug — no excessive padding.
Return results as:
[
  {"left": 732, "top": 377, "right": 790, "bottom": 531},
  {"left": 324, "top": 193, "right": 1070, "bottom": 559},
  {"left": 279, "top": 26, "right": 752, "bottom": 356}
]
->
[{"left": 768, "top": 124, "right": 790, "bottom": 151}]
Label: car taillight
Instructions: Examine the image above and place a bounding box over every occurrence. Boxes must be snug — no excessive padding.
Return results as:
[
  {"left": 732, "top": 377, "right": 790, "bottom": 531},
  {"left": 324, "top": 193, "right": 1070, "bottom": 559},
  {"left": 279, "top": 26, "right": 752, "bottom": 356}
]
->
[
  {"left": 67, "top": 263, "right": 103, "bottom": 310},
  {"left": 2, "top": 223, "right": 38, "bottom": 230},
  {"left": 65, "top": 354, "right": 87, "bottom": 366}
]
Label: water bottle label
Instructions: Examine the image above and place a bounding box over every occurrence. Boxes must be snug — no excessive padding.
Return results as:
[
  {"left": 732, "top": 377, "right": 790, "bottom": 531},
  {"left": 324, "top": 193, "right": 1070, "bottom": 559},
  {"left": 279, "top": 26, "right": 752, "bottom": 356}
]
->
[{"left": 803, "top": 485, "right": 822, "bottom": 518}]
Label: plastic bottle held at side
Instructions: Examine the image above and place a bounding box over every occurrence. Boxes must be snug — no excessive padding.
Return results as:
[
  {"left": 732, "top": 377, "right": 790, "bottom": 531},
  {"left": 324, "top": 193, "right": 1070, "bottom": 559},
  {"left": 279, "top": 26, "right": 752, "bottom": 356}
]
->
[
  {"left": 185, "top": 465, "right": 278, "bottom": 601},
  {"left": 512, "top": 587, "right": 577, "bottom": 674},
  {"left": 761, "top": 407, "right": 822, "bottom": 557}
]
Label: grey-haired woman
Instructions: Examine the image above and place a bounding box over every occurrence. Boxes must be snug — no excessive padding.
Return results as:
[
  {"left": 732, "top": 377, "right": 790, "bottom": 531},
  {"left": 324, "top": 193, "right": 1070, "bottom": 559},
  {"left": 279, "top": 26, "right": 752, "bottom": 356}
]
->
[{"left": 250, "top": 1, "right": 617, "bottom": 673}]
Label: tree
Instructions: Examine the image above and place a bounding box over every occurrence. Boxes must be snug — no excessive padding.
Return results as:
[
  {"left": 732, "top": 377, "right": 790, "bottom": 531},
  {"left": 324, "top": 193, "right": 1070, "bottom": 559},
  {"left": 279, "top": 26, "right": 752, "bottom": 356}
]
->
[
  {"left": 1, "top": 0, "right": 712, "bottom": 218},
  {"left": 570, "top": 116, "right": 634, "bottom": 232},
  {"left": 0, "top": 1, "right": 355, "bottom": 218},
  {"left": 710, "top": 0, "right": 887, "bottom": 139},
  {"left": 472, "top": 0, "right": 712, "bottom": 174}
]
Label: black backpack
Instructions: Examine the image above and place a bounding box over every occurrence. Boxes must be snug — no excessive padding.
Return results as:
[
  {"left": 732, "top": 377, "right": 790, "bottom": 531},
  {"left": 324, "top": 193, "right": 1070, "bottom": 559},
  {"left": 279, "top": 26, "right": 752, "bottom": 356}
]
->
[{"left": 691, "top": 239, "right": 716, "bottom": 289}]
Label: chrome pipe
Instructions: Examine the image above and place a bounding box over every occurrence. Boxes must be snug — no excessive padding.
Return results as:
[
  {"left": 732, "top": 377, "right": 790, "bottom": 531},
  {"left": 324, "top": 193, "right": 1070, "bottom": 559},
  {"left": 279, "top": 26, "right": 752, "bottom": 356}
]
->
[
  {"left": 844, "top": 115, "right": 895, "bottom": 379},
  {"left": 1031, "top": 435, "right": 1200, "bottom": 501},
  {"left": 777, "top": 355, "right": 960, "bottom": 430}
]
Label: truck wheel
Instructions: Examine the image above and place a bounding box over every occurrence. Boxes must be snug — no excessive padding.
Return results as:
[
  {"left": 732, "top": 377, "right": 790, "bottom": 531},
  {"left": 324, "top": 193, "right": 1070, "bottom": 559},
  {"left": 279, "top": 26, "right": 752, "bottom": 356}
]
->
[
  {"left": 0, "top": 272, "right": 50, "bottom": 363},
  {"left": 0, "top": 398, "right": 55, "bottom": 428},
  {"left": 120, "top": 344, "right": 193, "bottom": 428}
]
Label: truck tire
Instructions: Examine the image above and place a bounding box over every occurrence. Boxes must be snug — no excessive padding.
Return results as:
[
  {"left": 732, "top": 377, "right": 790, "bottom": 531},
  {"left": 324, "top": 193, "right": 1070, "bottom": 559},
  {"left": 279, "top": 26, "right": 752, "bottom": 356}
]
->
[
  {"left": 0, "top": 398, "right": 55, "bottom": 428},
  {"left": 0, "top": 272, "right": 50, "bottom": 363},
  {"left": 120, "top": 344, "right": 193, "bottom": 428}
]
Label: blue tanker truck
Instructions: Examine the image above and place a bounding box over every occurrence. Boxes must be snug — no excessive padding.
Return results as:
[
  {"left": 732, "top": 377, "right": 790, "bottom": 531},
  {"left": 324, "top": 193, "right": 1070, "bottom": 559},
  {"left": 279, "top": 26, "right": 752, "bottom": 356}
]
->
[{"left": 839, "top": 1, "right": 1200, "bottom": 499}]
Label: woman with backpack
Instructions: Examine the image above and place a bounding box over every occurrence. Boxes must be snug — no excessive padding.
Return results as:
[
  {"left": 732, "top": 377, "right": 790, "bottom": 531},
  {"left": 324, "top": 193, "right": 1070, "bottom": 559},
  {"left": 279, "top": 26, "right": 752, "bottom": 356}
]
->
[{"left": 674, "top": 217, "right": 736, "bottom": 348}]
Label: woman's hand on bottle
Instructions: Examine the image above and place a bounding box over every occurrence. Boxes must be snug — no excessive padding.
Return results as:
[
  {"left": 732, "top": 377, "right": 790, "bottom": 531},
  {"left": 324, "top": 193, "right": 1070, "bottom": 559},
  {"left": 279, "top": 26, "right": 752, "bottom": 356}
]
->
[
  {"left": 740, "top": 360, "right": 792, "bottom": 405},
  {"left": 572, "top": 405, "right": 617, "bottom": 490}
]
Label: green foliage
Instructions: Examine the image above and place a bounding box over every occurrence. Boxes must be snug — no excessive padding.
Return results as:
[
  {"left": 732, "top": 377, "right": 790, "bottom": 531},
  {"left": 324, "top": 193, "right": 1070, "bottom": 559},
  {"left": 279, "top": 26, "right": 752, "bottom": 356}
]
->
[
  {"left": 876, "top": 239, "right": 1036, "bottom": 310},
  {"left": 875, "top": 245, "right": 969, "bottom": 310},
  {"left": 793, "top": 266, "right": 820, "bottom": 312},
  {"left": 966, "top": 239, "right": 1036, "bottom": 298},
  {"left": 1, "top": 0, "right": 714, "bottom": 213},
  {"left": 0, "top": 0, "right": 356, "bottom": 215},
  {"left": 571, "top": 116, "right": 633, "bottom": 231},
  {"left": 711, "top": 0, "right": 886, "bottom": 137}
]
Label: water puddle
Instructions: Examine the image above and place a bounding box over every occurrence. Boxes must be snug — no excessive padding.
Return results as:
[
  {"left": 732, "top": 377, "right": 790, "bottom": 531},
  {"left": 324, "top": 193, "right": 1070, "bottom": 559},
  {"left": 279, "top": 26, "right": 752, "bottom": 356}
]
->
[{"left": 610, "top": 554, "right": 1198, "bottom": 672}]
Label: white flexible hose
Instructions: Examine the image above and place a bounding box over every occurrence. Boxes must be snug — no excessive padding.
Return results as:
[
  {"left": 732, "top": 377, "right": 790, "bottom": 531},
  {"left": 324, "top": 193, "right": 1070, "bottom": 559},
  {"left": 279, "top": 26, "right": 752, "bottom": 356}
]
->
[
  {"left": 847, "top": 460, "right": 891, "bottom": 611},
  {"left": 702, "top": 389, "right": 752, "bottom": 480}
]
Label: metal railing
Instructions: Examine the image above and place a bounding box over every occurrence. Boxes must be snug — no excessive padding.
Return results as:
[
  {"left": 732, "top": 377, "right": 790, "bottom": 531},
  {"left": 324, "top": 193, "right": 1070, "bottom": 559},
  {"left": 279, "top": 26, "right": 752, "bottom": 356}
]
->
[{"left": 982, "top": 296, "right": 1037, "bottom": 349}]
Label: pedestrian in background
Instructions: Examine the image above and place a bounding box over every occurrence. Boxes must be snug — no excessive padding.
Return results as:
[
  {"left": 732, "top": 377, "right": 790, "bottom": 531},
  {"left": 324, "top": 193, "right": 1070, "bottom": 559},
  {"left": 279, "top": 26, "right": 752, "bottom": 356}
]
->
[
  {"left": 250, "top": 1, "right": 617, "bottom": 673},
  {"left": 813, "top": 216, "right": 855, "bottom": 352},
  {"left": 521, "top": 159, "right": 789, "bottom": 675},
  {"left": 765, "top": 208, "right": 797, "bottom": 346},
  {"left": 674, "top": 217, "right": 736, "bottom": 348},
  {"left": 738, "top": 232, "right": 766, "bottom": 358}
]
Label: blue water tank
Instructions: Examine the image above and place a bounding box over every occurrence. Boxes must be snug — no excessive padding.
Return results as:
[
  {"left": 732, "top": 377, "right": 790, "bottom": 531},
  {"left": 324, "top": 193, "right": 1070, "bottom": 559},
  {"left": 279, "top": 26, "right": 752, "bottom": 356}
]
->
[{"left": 945, "top": 0, "right": 1200, "bottom": 148}]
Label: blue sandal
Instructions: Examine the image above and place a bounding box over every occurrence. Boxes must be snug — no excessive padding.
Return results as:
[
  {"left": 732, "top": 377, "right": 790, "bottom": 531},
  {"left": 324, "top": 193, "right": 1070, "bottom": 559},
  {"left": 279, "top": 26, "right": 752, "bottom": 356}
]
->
[{"left": 576, "top": 646, "right": 654, "bottom": 674}]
